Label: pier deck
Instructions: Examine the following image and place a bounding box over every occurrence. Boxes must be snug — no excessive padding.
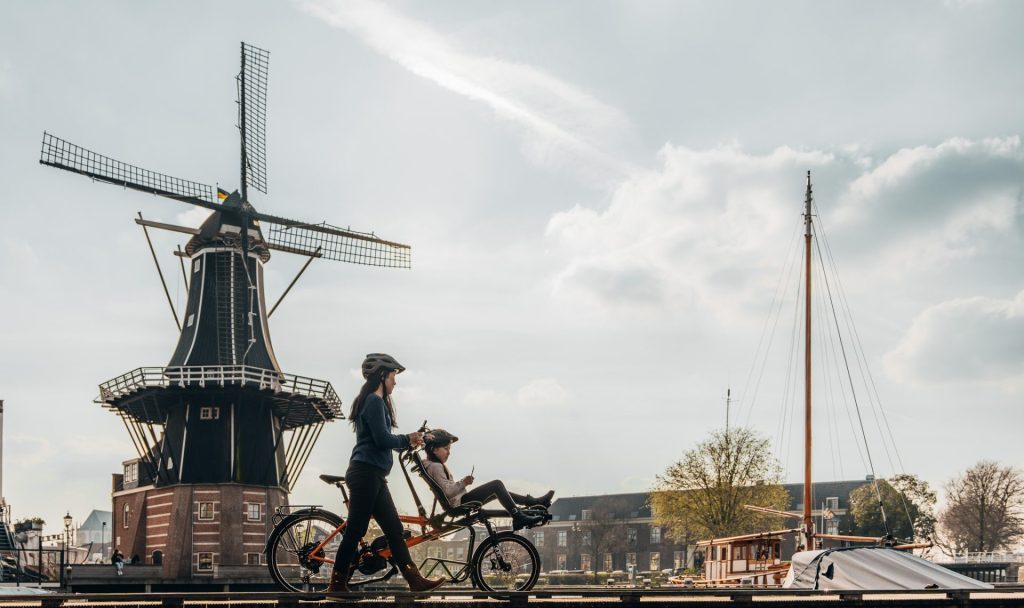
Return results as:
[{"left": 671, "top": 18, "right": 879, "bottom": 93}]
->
[{"left": 0, "top": 587, "right": 1022, "bottom": 608}]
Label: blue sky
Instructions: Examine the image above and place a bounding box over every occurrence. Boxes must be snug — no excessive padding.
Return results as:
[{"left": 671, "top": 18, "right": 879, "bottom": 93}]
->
[{"left": 1, "top": 0, "right": 1021, "bottom": 534}]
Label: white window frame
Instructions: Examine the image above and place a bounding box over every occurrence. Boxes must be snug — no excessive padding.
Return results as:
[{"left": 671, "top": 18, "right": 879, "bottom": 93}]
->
[
  {"left": 556, "top": 554, "right": 567, "bottom": 569},
  {"left": 246, "top": 553, "right": 261, "bottom": 566},
  {"left": 581, "top": 509, "right": 593, "bottom": 521},
  {"left": 604, "top": 553, "right": 613, "bottom": 571},
  {"left": 580, "top": 553, "right": 592, "bottom": 572},
  {"left": 200, "top": 406, "right": 220, "bottom": 420},
  {"left": 650, "top": 526, "right": 661, "bottom": 544},
  {"left": 122, "top": 503, "right": 130, "bottom": 528},
  {"left": 626, "top": 552, "right": 636, "bottom": 566},
  {"left": 627, "top": 527, "right": 638, "bottom": 544},
  {"left": 557, "top": 530, "right": 567, "bottom": 547},
  {"left": 535, "top": 531, "right": 544, "bottom": 547},
  {"left": 198, "top": 501, "right": 215, "bottom": 521},
  {"left": 649, "top": 551, "right": 660, "bottom": 571},
  {"left": 245, "top": 502, "right": 262, "bottom": 522},
  {"left": 197, "top": 552, "right": 214, "bottom": 571}
]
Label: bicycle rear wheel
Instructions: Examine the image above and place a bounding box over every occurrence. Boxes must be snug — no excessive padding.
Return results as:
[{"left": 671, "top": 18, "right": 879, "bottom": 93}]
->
[
  {"left": 470, "top": 532, "right": 541, "bottom": 594},
  {"left": 267, "top": 510, "right": 344, "bottom": 592}
]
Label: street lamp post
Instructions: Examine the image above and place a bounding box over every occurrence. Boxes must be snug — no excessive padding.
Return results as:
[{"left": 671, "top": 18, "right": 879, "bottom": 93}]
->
[
  {"left": 62, "top": 512, "right": 72, "bottom": 587},
  {"left": 101, "top": 521, "right": 107, "bottom": 561}
]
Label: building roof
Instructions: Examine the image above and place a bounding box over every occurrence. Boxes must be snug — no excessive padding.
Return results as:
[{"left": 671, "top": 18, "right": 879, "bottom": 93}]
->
[
  {"left": 78, "top": 509, "right": 112, "bottom": 531},
  {"left": 548, "top": 492, "right": 652, "bottom": 522}
]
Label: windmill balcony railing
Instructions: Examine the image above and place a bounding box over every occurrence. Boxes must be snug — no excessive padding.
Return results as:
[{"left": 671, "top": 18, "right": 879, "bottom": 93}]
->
[{"left": 98, "top": 365, "right": 341, "bottom": 408}]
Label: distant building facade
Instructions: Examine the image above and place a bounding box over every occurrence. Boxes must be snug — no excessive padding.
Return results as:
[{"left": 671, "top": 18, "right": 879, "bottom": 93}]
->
[{"left": 532, "top": 478, "right": 870, "bottom": 575}]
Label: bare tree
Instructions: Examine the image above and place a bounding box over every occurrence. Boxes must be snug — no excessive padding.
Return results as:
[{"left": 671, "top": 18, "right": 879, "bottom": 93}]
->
[
  {"left": 650, "top": 428, "right": 789, "bottom": 540},
  {"left": 582, "top": 498, "right": 628, "bottom": 583},
  {"left": 938, "top": 461, "right": 1024, "bottom": 553}
]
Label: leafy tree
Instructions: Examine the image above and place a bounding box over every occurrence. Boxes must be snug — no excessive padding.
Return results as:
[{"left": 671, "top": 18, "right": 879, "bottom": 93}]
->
[
  {"left": 842, "top": 474, "right": 936, "bottom": 542},
  {"left": 938, "top": 461, "right": 1024, "bottom": 553},
  {"left": 582, "top": 497, "right": 628, "bottom": 583},
  {"left": 650, "top": 428, "right": 789, "bottom": 540}
]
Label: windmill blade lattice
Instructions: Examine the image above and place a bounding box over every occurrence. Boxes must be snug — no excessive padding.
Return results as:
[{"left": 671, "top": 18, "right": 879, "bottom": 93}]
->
[
  {"left": 239, "top": 42, "right": 270, "bottom": 195},
  {"left": 40, "top": 132, "right": 219, "bottom": 211},
  {"left": 260, "top": 213, "right": 411, "bottom": 268}
]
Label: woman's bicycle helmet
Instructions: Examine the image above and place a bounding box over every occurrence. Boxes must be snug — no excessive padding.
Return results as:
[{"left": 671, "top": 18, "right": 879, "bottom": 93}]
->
[{"left": 361, "top": 353, "right": 406, "bottom": 379}]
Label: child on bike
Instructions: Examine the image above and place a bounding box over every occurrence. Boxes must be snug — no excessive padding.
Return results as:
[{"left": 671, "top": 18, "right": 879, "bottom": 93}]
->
[{"left": 423, "top": 429, "right": 553, "bottom": 528}]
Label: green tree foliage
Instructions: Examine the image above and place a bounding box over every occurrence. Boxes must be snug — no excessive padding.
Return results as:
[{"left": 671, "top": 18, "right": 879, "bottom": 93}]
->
[
  {"left": 939, "top": 461, "right": 1024, "bottom": 553},
  {"left": 650, "top": 428, "right": 789, "bottom": 540},
  {"left": 843, "top": 474, "right": 936, "bottom": 542}
]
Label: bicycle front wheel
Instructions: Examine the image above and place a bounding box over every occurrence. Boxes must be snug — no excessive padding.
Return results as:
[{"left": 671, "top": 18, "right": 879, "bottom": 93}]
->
[
  {"left": 470, "top": 532, "right": 541, "bottom": 593},
  {"left": 267, "top": 510, "right": 344, "bottom": 592}
]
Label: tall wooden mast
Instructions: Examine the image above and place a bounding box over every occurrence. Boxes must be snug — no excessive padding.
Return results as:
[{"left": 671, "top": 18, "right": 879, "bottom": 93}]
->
[{"left": 802, "top": 171, "right": 814, "bottom": 549}]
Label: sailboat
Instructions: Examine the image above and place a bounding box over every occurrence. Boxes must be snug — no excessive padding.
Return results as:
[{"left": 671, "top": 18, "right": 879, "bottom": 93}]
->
[{"left": 693, "top": 173, "right": 989, "bottom": 590}]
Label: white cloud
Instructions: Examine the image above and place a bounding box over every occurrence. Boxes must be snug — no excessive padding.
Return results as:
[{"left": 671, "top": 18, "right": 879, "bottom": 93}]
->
[
  {"left": 462, "top": 378, "right": 570, "bottom": 408},
  {"left": 300, "top": 0, "right": 635, "bottom": 183},
  {"left": 546, "top": 143, "right": 835, "bottom": 318},
  {"left": 8, "top": 435, "right": 52, "bottom": 468},
  {"left": 883, "top": 291, "right": 1024, "bottom": 391},
  {"left": 544, "top": 137, "right": 1024, "bottom": 323},
  {"left": 836, "top": 136, "right": 1023, "bottom": 225}
]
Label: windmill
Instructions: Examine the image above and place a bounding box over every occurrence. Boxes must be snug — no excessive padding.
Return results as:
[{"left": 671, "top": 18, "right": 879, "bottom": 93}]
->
[{"left": 39, "top": 43, "right": 410, "bottom": 579}]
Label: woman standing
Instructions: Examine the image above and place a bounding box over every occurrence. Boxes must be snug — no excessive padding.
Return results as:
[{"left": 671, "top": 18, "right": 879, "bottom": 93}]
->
[{"left": 327, "top": 353, "right": 445, "bottom": 593}]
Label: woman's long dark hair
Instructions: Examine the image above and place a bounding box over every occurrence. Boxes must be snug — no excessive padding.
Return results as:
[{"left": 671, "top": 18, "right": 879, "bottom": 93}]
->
[{"left": 349, "top": 371, "right": 398, "bottom": 429}]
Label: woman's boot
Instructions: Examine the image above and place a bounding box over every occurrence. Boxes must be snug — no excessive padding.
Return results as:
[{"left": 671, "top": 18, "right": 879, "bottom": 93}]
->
[
  {"left": 325, "top": 567, "right": 350, "bottom": 593},
  {"left": 401, "top": 563, "right": 445, "bottom": 592}
]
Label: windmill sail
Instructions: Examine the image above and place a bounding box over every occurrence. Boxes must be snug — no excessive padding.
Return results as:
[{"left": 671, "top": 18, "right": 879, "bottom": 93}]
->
[
  {"left": 239, "top": 42, "right": 270, "bottom": 195},
  {"left": 40, "top": 132, "right": 219, "bottom": 210},
  {"left": 258, "top": 212, "right": 412, "bottom": 267}
]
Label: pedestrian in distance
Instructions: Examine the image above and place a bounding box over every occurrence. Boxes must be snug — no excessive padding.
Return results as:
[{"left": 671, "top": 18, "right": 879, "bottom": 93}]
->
[
  {"left": 111, "top": 548, "right": 124, "bottom": 575},
  {"left": 326, "top": 353, "right": 445, "bottom": 594}
]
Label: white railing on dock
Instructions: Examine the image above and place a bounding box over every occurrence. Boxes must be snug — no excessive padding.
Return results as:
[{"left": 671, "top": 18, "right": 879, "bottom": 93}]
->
[{"left": 936, "top": 551, "right": 1024, "bottom": 564}]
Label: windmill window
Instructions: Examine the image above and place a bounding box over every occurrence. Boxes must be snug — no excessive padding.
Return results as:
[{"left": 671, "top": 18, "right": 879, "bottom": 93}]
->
[
  {"left": 246, "top": 553, "right": 261, "bottom": 566},
  {"left": 186, "top": 314, "right": 195, "bottom": 328},
  {"left": 197, "top": 552, "right": 213, "bottom": 571},
  {"left": 122, "top": 504, "right": 130, "bottom": 528},
  {"left": 124, "top": 462, "right": 138, "bottom": 483},
  {"left": 193, "top": 259, "right": 201, "bottom": 273},
  {"left": 198, "top": 502, "right": 215, "bottom": 521},
  {"left": 200, "top": 407, "right": 220, "bottom": 420},
  {"left": 245, "top": 503, "right": 262, "bottom": 521}
]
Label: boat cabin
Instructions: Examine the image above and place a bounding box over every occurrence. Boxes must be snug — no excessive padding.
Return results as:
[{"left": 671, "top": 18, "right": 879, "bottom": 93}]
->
[{"left": 697, "top": 529, "right": 796, "bottom": 586}]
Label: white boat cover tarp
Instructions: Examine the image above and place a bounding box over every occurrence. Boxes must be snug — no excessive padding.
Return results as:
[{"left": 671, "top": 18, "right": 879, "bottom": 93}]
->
[{"left": 782, "top": 547, "right": 993, "bottom": 590}]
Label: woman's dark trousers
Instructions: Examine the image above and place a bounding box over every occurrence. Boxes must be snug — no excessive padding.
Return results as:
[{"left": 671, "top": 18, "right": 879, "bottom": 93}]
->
[{"left": 333, "top": 462, "right": 414, "bottom": 579}]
